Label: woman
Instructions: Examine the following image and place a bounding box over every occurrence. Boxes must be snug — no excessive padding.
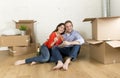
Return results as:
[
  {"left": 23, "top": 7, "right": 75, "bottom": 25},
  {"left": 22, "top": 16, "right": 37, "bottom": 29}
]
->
[{"left": 15, "top": 23, "right": 65, "bottom": 65}]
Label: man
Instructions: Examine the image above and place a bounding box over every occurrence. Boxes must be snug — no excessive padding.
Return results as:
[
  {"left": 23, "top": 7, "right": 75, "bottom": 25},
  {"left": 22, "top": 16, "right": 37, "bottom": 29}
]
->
[{"left": 51, "top": 20, "right": 84, "bottom": 70}]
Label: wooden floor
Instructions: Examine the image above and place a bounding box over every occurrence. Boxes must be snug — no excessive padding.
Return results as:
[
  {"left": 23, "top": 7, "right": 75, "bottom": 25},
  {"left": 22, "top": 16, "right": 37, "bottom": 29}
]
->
[{"left": 0, "top": 51, "right": 120, "bottom": 78}]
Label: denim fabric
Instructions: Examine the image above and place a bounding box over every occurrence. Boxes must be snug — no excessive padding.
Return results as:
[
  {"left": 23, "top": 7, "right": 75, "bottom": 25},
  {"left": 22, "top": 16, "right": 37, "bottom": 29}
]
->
[
  {"left": 25, "top": 44, "right": 50, "bottom": 63},
  {"left": 51, "top": 45, "right": 81, "bottom": 62}
]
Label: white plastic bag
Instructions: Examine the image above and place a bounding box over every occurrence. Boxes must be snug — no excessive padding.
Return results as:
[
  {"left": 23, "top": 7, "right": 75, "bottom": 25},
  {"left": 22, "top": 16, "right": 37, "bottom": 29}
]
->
[{"left": 1, "top": 28, "right": 21, "bottom": 35}]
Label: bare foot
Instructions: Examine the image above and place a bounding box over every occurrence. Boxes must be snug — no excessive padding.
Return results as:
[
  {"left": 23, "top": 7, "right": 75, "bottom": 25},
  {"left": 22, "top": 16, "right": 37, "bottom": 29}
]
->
[
  {"left": 14, "top": 60, "right": 25, "bottom": 65},
  {"left": 53, "top": 61, "right": 63, "bottom": 70},
  {"left": 63, "top": 58, "right": 71, "bottom": 71},
  {"left": 30, "top": 61, "right": 37, "bottom": 65}
]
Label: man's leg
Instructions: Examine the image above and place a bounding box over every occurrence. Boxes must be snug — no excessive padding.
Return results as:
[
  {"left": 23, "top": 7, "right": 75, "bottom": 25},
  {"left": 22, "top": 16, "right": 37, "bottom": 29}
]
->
[
  {"left": 62, "top": 57, "right": 71, "bottom": 70},
  {"left": 51, "top": 46, "right": 64, "bottom": 70},
  {"left": 68, "top": 45, "right": 81, "bottom": 60},
  {"left": 62, "top": 45, "right": 81, "bottom": 70}
]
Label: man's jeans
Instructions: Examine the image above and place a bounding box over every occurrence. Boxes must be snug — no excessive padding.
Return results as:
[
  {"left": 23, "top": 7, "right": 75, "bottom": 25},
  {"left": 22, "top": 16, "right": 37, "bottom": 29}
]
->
[
  {"left": 51, "top": 45, "right": 81, "bottom": 62},
  {"left": 25, "top": 44, "right": 50, "bottom": 63}
]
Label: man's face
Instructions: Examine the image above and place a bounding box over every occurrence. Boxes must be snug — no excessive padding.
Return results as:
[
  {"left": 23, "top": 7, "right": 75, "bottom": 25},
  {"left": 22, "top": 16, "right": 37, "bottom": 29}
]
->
[{"left": 65, "top": 22, "right": 73, "bottom": 33}]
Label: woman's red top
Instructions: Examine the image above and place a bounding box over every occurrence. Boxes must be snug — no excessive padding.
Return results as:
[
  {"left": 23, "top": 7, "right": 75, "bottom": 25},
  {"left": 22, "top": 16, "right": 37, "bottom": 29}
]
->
[{"left": 44, "top": 32, "right": 63, "bottom": 49}]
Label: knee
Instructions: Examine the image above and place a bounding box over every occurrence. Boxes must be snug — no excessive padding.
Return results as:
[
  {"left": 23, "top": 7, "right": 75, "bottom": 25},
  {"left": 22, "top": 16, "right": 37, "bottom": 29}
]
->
[
  {"left": 44, "top": 57, "right": 49, "bottom": 62},
  {"left": 51, "top": 46, "right": 58, "bottom": 50},
  {"left": 43, "top": 55, "right": 50, "bottom": 62},
  {"left": 73, "top": 45, "right": 81, "bottom": 49}
]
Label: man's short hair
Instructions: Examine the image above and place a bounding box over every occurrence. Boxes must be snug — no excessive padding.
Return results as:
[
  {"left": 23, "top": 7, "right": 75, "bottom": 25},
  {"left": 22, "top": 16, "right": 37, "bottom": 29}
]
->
[{"left": 65, "top": 20, "right": 73, "bottom": 26}]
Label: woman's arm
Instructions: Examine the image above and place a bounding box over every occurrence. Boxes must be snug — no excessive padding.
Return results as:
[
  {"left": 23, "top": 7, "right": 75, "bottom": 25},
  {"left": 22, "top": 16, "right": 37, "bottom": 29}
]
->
[
  {"left": 47, "top": 32, "right": 57, "bottom": 48},
  {"left": 50, "top": 37, "right": 58, "bottom": 47}
]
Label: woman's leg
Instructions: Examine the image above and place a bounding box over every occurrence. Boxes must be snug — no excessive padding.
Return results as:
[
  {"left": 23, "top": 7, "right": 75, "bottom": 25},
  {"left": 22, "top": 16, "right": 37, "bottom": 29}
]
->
[
  {"left": 14, "top": 59, "right": 25, "bottom": 65},
  {"left": 25, "top": 44, "right": 50, "bottom": 63},
  {"left": 30, "top": 61, "right": 37, "bottom": 65},
  {"left": 15, "top": 44, "right": 50, "bottom": 65},
  {"left": 51, "top": 46, "right": 63, "bottom": 62}
]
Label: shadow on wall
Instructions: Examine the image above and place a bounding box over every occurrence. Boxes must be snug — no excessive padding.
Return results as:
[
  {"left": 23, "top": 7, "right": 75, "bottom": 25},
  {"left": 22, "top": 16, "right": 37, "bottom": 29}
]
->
[{"left": 79, "top": 31, "right": 92, "bottom": 40}]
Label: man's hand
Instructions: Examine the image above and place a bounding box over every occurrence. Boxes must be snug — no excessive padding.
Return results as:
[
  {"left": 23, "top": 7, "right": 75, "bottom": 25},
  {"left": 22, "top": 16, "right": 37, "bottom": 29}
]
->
[
  {"left": 58, "top": 41, "right": 71, "bottom": 47},
  {"left": 58, "top": 40, "right": 80, "bottom": 48},
  {"left": 63, "top": 41, "right": 71, "bottom": 46}
]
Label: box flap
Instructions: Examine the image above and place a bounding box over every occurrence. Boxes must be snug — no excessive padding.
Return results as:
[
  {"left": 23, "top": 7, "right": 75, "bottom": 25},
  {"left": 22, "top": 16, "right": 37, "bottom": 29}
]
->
[
  {"left": 86, "top": 39, "right": 103, "bottom": 44},
  {"left": 13, "top": 20, "right": 36, "bottom": 23},
  {"left": 19, "top": 20, "right": 36, "bottom": 23},
  {"left": 106, "top": 41, "right": 120, "bottom": 48},
  {"left": 83, "top": 16, "right": 120, "bottom": 22},
  {"left": 83, "top": 18, "right": 96, "bottom": 22}
]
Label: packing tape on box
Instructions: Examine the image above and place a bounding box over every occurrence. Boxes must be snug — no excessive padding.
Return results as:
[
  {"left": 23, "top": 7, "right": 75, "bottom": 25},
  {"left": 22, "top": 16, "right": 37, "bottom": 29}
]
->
[
  {"left": 9, "top": 49, "right": 16, "bottom": 53},
  {"left": 26, "top": 39, "right": 30, "bottom": 42}
]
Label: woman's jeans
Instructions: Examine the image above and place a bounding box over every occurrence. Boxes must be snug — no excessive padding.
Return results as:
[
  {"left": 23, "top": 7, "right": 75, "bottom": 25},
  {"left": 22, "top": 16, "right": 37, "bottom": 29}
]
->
[{"left": 25, "top": 44, "right": 50, "bottom": 63}]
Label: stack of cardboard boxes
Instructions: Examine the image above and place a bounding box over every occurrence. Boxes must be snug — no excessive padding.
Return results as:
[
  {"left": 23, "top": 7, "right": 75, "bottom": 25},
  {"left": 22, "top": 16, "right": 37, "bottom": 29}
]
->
[
  {"left": 10, "top": 20, "right": 40, "bottom": 56},
  {"left": 83, "top": 16, "right": 120, "bottom": 64},
  {"left": 0, "top": 20, "right": 39, "bottom": 56}
]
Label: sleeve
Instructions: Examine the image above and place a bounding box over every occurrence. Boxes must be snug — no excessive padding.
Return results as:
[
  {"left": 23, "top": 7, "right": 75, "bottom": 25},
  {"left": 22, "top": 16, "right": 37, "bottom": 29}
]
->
[
  {"left": 75, "top": 32, "right": 85, "bottom": 45},
  {"left": 47, "top": 32, "right": 56, "bottom": 48}
]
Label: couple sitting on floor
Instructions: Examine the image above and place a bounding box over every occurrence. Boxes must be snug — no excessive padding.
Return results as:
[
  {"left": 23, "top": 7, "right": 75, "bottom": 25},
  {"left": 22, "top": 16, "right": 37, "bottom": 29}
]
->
[{"left": 15, "top": 20, "right": 85, "bottom": 71}]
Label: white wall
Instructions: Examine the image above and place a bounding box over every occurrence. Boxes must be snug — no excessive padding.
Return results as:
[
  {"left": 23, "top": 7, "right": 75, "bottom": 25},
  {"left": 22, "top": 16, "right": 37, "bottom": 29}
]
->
[
  {"left": 110, "top": 0, "right": 120, "bottom": 16},
  {"left": 0, "top": 0, "right": 102, "bottom": 45}
]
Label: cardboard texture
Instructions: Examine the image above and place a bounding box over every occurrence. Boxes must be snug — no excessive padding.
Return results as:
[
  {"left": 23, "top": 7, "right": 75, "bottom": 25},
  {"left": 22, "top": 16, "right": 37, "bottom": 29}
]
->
[
  {"left": 9, "top": 43, "right": 39, "bottom": 56},
  {"left": 106, "top": 41, "right": 120, "bottom": 48},
  {"left": 79, "top": 43, "right": 90, "bottom": 58},
  {"left": 87, "top": 40, "right": 120, "bottom": 64},
  {"left": 15, "top": 20, "right": 36, "bottom": 43},
  {"left": 0, "top": 35, "right": 30, "bottom": 47},
  {"left": 83, "top": 17, "right": 120, "bottom": 40}
]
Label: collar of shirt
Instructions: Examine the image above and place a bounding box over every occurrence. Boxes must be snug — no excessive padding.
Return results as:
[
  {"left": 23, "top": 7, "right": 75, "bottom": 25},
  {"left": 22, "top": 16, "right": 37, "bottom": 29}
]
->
[{"left": 65, "top": 30, "right": 74, "bottom": 36}]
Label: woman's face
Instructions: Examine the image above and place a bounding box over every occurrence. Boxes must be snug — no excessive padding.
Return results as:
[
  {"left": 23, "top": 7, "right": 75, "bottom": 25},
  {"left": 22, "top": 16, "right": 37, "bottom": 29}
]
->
[{"left": 58, "top": 25, "right": 65, "bottom": 34}]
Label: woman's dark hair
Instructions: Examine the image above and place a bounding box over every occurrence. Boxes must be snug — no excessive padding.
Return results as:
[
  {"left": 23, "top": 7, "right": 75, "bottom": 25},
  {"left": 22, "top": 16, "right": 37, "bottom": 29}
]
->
[
  {"left": 65, "top": 20, "right": 73, "bottom": 26},
  {"left": 53, "top": 23, "right": 65, "bottom": 34}
]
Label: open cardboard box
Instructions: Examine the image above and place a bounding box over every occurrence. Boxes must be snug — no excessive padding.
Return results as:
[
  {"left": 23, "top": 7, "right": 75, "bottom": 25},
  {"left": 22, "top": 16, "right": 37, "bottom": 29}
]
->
[
  {"left": 83, "top": 16, "right": 120, "bottom": 40},
  {"left": 0, "top": 35, "right": 30, "bottom": 47},
  {"left": 14, "top": 20, "right": 36, "bottom": 43},
  {"left": 87, "top": 40, "right": 120, "bottom": 64}
]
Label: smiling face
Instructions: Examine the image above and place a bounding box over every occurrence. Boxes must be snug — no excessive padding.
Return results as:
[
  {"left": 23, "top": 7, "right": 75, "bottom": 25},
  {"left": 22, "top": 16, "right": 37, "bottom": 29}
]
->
[
  {"left": 58, "top": 25, "right": 65, "bottom": 34},
  {"left": 65, "top": 22, "right": 73, "bottom": 33}
]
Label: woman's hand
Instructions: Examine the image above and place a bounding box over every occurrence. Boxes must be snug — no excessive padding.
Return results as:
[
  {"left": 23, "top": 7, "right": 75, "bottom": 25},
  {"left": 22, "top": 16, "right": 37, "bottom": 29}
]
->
[{"left": 54, "top": 37, "right": 58, "bottom": 43}]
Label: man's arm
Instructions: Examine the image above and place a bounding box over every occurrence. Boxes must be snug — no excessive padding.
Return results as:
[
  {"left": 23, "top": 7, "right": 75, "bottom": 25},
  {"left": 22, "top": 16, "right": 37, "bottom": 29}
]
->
[
  {"left": 59, "top": 31, "right": 85, "bottom": 47},
  {"left": 59, "top": 41, "right": 80, "bottom": 47},
  {"left": 63, "top": 41, "right": 80, "bottom": 46}
]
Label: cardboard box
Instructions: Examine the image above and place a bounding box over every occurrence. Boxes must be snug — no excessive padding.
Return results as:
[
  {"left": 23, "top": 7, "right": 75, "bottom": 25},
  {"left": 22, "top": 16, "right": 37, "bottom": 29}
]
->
[
  {"left": 83, "top": 17, "right": 120, "bottom": 40},
  {"left": 0, "top": 35, "right": 30, "bottom": 47},
  {"left": 87, "top": 40, "right": 120, "bottom": 64},
  {"left": 9, "top": 43, "right": 40, "bottom": 56},
  {"left": 14, "top": 20, "right": 36, "bottom": 43},
  {"left": 79, "top": 43, "right": 89, "bottom": 57}
]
